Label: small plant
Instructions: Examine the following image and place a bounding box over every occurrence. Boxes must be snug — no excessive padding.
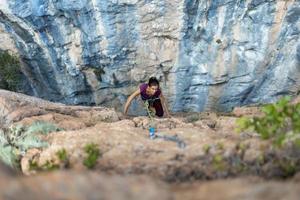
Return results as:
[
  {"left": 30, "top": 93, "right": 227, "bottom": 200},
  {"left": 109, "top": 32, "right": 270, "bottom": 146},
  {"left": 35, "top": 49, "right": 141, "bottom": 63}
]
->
[
  {"left": 212, "top": 154, "right": 226, "bottom": 171},
  {"left": 236, "top": 142, "right": 248, "bottom": 153},
  {"left": 29, "top": 159, "right": 59, "bottom": 171},
  {"left": 56, "top": 148, "right": 70, "bottom": 168},
  {"left": 216, "top": 39, "right": 222, "bottom": 44},
  {"left": 0, "top": 51, "right": 22, "bottom": 91},
  {"left": 278, "top": 159, "right": 297, "bottom": 177},
  {"left": 42, "top": 160, "right": 59, "bottom": 171},
  {"left": 93, "top": 67, "right": 105, "bottom": 82},
  {"left": 28, "top": 149, "right": 69, "bottom": 172},
  {"left": 256, "top": 154, "right": 265, "bottom": 165},
  {"left": 202, "top": 144, "right": 211, "bottom": 154},
  {"left": 216, "top": 142, "right": 224, "bottom": 150},
  {"left": 83, "top": 143, "right": 101, "bottom": 169},
  {"left": 56, "top": 148, "right": 68, "bottom": 162},
  {"left": 233, "top": 159, "right": 247, "bottom": 173},
  {"left": 236, "top": 96, "right": 300, "bottom": 147},
  {"left": 28, "top": 159, "right": 39, "bottom": 171}
]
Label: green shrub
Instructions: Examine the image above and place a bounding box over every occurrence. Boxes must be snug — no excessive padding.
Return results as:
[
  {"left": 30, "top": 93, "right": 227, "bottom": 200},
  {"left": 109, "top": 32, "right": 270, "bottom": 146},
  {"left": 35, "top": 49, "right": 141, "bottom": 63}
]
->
[
  {"left": 0, "top": 51, "right": 22, "bottom": 91},
  {"left": 236, "top": 96, "right": 300, "bottom": 147},
  {"left": 0, "top": 121, "right": 61, "bottom": 168},
  {"left": 83, "top": 143, "right": 100, "bottom": 169},
  {"left": 0, "top": 142, "right": 19, "bottom": 167},
  {"left": 27, "top": 121, "right": 62, "bottom": 135}
]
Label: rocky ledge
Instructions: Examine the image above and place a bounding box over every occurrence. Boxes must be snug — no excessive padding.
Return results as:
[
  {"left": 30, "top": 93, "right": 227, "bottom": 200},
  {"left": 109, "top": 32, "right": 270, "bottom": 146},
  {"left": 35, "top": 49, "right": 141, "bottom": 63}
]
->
[{"left": 0, "top": 89, "right": 299, "bottom": 200}]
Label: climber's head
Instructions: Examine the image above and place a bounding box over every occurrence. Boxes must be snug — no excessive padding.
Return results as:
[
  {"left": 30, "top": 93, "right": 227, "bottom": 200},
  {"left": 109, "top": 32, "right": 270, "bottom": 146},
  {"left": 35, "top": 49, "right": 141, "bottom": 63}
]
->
[{"left": 147, "top": 77, "right": 159, "bottom": 96}]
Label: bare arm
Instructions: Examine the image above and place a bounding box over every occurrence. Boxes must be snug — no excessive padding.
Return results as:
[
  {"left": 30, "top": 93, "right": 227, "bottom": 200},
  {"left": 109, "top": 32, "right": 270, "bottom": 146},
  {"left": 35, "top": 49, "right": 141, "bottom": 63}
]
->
[
  {"left": 124, "top": 89, "right": 140, "bottom": 115},
  {"left": 159, "top": 93, "right": 171, "bottom": 118}
]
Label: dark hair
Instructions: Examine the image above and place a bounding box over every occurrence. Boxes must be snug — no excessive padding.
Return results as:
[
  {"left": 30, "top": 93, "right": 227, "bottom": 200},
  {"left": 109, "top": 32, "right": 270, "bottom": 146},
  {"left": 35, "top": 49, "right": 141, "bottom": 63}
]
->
[{"left": 148, "top": 77, "right": 159, "bottom": 87}]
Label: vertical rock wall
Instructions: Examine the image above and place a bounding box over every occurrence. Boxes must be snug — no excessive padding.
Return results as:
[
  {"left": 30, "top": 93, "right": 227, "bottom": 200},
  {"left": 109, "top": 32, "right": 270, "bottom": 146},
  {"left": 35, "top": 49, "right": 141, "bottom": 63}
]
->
[{"left": 0, "top": 0, "right": 299, "bottom": 112}]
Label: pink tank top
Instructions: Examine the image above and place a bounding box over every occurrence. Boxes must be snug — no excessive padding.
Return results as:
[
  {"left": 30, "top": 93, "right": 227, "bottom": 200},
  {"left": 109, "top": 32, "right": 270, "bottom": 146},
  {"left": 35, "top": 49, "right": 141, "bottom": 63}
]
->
[{"left": 139, "top": 83, "right": 161, "bottom": 101}]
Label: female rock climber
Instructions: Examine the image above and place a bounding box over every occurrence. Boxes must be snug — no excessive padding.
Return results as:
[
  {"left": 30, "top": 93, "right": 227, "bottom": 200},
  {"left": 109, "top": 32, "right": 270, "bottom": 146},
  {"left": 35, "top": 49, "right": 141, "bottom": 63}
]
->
[{"left": 124, "top": 77, "right": 171, "bottom": 118}]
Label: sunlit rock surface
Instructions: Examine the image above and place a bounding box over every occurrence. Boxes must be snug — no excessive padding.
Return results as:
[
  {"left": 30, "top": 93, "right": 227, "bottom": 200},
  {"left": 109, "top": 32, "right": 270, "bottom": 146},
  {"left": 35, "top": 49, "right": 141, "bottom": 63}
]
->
[{"left": 0, "top": 90, "right": 300, "bottom": 199}]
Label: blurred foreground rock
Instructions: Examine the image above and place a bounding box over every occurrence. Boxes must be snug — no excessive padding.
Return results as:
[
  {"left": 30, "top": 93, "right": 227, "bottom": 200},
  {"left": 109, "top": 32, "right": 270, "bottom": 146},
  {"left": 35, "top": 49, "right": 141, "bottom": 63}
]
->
[
  {"left": 0, "top": 162, "right": 171, "bottom": 200},
  {"left": 0, "top": 162, "right": 300, "bottom": 200}
]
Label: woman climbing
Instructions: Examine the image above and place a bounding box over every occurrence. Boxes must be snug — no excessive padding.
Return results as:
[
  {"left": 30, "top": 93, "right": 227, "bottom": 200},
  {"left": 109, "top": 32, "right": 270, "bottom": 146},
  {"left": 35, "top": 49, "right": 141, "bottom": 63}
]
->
[{"left": 124, "top": 77, "right": 171, "bottom": 118}]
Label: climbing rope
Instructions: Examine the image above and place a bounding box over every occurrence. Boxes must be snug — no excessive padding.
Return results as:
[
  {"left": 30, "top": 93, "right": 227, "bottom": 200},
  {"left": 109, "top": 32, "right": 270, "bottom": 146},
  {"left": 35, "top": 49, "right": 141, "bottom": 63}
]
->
[
  {"left": 143, "top": 97, "right": 160, "bottom": 119},
  {"left": 144, "top": 100, "right": 155, "bottom": 121},
  {"left": 144, "top": 100, "right": 186, "bottom": 148},
  {"left": 155, "top": 134, "right": 186, "bottom": 149}
]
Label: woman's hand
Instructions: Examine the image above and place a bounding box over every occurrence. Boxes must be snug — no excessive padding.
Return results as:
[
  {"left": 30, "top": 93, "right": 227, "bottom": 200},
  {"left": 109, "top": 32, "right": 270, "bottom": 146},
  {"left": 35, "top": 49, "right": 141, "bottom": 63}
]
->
[{"left": 123, "top": 108, "right": 128, "bottom": 116}]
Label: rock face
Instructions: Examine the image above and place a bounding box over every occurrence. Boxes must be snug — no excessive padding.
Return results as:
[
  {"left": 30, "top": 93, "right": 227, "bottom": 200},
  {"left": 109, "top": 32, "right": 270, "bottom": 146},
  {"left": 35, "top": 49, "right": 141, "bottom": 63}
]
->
[
  {"left": 0, "top": 90, "right": 299, "bottom": 180},
  {"left": 0, "top": 0, "right": 299, "bottom": 112},
  {"left": 0, "top": 90, "right": 300, "bottom": 200}
]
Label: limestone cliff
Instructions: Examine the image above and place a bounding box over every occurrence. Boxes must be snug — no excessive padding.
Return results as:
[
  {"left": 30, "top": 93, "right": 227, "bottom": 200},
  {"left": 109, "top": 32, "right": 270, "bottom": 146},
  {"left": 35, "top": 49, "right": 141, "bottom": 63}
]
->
[{"left": 0, "top": 0, "right": 299, "bottom": 112}]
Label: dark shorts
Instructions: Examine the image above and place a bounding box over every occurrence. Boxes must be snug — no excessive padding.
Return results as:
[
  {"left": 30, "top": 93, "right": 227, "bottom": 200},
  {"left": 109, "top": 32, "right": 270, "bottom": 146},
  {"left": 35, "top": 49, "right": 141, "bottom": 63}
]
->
[{"left": 146, "top": 99, "right": 164, "bottom": 117}]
